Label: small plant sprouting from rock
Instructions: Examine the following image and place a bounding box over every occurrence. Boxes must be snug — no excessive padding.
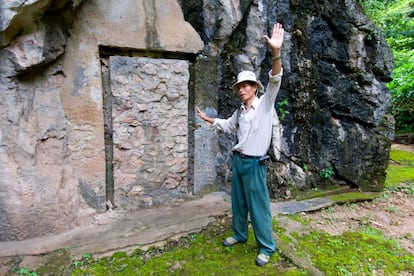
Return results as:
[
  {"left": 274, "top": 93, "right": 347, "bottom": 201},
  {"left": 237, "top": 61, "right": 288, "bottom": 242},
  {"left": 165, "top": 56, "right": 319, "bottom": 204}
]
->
[
  {"left": 277, "top": 98, "right": 289, "bottom": 120},
  {"left": 319, "top": 166, "right": 334, "bottom": 179}
]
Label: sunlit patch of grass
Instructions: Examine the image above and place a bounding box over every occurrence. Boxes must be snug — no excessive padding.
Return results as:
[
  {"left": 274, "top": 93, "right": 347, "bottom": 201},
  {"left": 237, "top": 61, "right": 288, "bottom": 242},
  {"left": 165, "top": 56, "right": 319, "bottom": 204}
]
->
[
  {"left": 385, "top": 166, "right": 414, "bottom": 187},
  {"left": 386, "top": 149, "right": 414, "bottom": 188},
  {"left": 295, "top": 227, "right": 414, "bottom": 275},
  {"left": 389, "top": 150, "right": 414, "bottom": 166}
]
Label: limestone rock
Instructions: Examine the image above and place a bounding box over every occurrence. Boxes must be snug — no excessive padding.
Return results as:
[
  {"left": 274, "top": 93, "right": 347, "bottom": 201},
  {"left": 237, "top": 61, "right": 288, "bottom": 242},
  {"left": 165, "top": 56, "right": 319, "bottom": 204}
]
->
[
  {"left": 0, "top": 0, "right": 82, "bottom": 74},
  {"left": 182, "top": 0, "right": 394, "bottom": 194}
]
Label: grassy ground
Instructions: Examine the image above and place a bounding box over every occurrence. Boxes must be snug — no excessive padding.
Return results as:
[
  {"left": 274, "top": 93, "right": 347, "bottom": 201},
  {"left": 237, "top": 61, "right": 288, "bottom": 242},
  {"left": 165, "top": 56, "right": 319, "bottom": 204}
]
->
[{"left": 10, "top": 146, "right": 414, "bottom": 275}]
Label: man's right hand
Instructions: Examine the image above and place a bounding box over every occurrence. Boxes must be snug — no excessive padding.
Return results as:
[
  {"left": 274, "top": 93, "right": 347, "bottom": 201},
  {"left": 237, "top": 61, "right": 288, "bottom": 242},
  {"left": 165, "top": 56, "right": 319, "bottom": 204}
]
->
[{"left": 196, "top": 107, "right": 214, "bottom": 124}]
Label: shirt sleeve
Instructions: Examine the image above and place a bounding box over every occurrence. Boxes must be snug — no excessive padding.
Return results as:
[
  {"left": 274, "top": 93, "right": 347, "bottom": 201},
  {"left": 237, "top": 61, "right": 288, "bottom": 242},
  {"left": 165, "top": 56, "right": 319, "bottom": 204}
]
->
[
  {"left": 263, "top": 68, "right": 283, "bottom": 110},
  {"left": 212, "top": 109, "right": 238, "bottom": 134}
]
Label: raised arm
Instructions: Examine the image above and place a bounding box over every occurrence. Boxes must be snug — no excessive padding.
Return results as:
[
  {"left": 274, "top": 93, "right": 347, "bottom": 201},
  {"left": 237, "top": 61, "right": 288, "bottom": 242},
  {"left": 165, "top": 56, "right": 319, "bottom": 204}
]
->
[{"left": 263, "top": 23, "right": 284, "bottom": 76}]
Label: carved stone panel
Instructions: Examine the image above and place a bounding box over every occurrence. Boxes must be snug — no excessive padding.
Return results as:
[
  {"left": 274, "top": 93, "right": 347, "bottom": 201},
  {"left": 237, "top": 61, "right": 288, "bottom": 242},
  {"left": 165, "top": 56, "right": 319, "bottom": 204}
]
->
[{"left": 109, "top": 56, "right": 189, "bottom": 209}]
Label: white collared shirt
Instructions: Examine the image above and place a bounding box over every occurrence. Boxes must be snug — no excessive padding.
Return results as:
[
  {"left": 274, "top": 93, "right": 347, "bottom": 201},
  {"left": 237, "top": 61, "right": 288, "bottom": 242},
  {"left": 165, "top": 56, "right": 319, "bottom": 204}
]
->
[{"left": 212, "top": 69, "right": 283, "bottom": 156}]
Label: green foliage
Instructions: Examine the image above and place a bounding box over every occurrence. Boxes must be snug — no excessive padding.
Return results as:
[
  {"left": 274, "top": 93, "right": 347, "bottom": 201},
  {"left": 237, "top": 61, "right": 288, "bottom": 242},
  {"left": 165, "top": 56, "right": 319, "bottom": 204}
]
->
[
  {"left": 11, "top": 267, "right": 38, "bottom": 276},
  {"left": 360, "top": 0, "right": 414, "bottom": 133},
  {"left": 277, "top": 98, "right": 290, "bottom": 121},
  {"left": 388, "top": 50, "right": 414, "bottom": 133},
  {"left": 319, "top": 166, "right": 334, "bottom": 179},
  {"left": 71, "top": 253, "right": 94, "bottom": 270},
  {"left": 359, "top": 0, "right": 414, "bottom": 49}
]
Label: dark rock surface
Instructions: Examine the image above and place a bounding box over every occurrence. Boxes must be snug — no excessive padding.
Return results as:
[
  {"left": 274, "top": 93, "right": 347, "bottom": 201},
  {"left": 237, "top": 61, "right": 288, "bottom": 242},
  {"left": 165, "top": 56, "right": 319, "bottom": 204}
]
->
[{"left": 181, "top": 0, "right": 394, "bottom": 195}]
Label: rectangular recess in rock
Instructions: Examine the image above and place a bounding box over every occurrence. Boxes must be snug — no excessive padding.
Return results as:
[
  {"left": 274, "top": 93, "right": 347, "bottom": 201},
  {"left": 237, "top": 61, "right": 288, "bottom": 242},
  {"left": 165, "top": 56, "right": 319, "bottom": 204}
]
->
[{"left": 103, "top": 55, "right": 190, "bottom": 209}]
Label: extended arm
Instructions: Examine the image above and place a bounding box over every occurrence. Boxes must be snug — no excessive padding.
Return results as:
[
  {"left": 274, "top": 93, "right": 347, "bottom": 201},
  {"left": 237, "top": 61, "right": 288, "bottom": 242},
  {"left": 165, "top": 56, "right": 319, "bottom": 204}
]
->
[
  {"left": 196, "top": 107, "right": 239, "bottom": 133},
  {"left": 196, "top": 107, "right": 214, "bottom": 124}
]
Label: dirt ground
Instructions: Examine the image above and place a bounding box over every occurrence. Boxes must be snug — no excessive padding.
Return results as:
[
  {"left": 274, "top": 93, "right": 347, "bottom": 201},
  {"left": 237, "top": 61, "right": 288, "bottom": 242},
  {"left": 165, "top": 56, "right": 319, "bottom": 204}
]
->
[{"left": 303, "top": 144, "right": 414, "bottom": 255}]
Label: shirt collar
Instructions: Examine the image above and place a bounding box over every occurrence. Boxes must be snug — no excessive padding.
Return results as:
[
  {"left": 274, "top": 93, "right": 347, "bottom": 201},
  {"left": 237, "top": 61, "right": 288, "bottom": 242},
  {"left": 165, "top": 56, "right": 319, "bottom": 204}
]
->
[{"left": 241, "top": 97, "right": 259, "bottom": 111}]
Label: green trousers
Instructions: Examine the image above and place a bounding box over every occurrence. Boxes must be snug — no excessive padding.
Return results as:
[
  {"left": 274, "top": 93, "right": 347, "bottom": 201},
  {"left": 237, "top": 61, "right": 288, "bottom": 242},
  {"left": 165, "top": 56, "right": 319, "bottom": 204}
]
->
[{"left": 231, "top": 154, "right": 276, "bottom": 256}]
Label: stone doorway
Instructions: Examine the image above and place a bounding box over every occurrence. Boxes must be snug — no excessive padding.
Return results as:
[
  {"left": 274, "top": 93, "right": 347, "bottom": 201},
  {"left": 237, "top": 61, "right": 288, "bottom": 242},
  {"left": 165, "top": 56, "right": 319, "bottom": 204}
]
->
[{"left": 101, "top": 54, "right": 190, "bottom": 210}]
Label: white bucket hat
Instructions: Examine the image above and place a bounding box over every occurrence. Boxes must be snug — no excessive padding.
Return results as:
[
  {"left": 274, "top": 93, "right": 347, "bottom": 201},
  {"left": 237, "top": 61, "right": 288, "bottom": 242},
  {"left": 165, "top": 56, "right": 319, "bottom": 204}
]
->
[{"left": 232, "top": 71, "right": 264, "bottom": 92}]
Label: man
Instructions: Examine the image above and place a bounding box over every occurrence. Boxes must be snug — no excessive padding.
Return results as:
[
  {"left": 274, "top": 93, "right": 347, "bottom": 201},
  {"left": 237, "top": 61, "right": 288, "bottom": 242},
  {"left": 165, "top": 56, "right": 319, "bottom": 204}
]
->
[{"left": 196, "top": 23, "right": 284, "bottom": 266}]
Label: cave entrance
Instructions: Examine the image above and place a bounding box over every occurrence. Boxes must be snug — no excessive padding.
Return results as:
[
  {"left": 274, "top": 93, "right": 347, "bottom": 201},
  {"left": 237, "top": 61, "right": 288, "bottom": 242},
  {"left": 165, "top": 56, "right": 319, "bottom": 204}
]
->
[{"left": 100, "top": 48, "right": 195, "bottom": 209}]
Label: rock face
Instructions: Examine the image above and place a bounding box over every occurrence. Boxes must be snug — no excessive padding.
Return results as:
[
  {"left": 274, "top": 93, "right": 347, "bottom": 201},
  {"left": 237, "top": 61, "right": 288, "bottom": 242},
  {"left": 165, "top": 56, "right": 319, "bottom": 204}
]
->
[
  {"left": 0, "top": 0, "right": 203, "bottom": 241},
  {"left": 0, "top": 0, "right": 393, "bottom": 241},
  {"left": 182, "top": 0, "right": 394, "bottom": 197}
]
